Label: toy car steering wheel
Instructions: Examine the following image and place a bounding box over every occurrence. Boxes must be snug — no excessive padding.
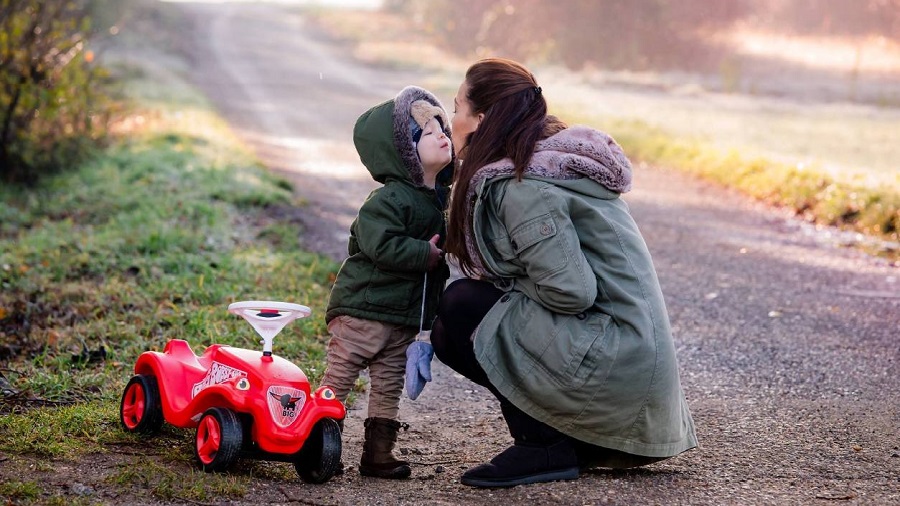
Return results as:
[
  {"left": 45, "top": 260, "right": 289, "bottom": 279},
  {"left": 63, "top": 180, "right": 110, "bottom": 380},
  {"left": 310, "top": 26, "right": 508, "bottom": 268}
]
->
[{"left": 227, "top": 301, "right": 311, "bottom": 357}]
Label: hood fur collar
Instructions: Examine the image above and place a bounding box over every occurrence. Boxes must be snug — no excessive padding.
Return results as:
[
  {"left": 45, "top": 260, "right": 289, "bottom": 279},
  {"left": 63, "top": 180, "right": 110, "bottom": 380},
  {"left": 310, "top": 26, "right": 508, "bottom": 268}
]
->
[
  {"left": 467, "top": 126, "right": 633, "bottom": 202},
  {"left": 462, "top": 127, "right": 633, "bottom": 278}
]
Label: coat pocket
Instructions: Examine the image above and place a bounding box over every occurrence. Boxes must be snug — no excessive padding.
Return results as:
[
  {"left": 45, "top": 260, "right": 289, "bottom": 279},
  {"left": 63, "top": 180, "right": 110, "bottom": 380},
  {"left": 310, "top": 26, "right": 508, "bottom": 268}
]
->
[
  {"left": 514, "top": 306, "right": 616, "bottom": 389},
  {"left": 487, "top": 213, "right": 558, "bottom": 260},
  {"left": 365, "top": 269, "right": 415, "bottom": 310}
]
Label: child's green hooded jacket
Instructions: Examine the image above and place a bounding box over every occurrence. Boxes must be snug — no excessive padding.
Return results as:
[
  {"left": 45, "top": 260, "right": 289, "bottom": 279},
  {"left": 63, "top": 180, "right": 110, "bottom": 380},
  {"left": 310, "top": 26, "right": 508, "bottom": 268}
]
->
[{"left": 326, "top": 86, "right": 452, "bottom": 328}]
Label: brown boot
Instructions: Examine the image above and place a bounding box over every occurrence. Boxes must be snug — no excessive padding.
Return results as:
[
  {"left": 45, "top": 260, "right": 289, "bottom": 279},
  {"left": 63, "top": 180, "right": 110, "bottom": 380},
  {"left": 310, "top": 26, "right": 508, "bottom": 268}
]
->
[{"left": 359, "top": 417, "right": 411, "bottom": 479}]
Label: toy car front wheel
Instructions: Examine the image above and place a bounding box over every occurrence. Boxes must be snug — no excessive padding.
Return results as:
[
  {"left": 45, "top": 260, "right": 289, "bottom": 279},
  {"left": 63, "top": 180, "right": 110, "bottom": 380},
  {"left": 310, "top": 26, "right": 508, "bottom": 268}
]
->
[
  {"left": 195, "top": 407, "right": 243, "bottom": 472},
  {"left": 294, "top": 418, "right": 342, "bottom": 484},
  {"left": 120, "top": 374, "right": 163, "bottom": 435}
]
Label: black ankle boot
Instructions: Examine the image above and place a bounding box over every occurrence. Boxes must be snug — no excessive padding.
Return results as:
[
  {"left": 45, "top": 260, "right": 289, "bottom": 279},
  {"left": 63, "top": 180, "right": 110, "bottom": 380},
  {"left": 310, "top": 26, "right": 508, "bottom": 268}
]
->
[
  {"left": 359, "top": 417, "right": 411, "bottom": 479},
  {"left": 460, "top": 438, "right": 579, "bottom": 488}
]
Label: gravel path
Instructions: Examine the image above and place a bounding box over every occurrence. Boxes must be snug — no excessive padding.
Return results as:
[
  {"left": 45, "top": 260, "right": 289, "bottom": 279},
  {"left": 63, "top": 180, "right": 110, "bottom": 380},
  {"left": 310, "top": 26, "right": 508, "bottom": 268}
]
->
[{"left": 175, "top": 3, "right": 899, "bottom": 504}]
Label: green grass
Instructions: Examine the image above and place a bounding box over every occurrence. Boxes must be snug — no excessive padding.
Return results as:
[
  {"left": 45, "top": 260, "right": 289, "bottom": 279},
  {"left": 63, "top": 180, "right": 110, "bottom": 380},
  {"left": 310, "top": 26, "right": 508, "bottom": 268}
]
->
[
  {"left": 0, "top": 128, "right": 338, "bottom": 403},
  {"left": 587, "top": 116, "right": 900, "bottom": 247},
  {"left": 106, "top": 459, "right": 250, "bottom": 501},
  {"left": 0, "top": 16, "right": 339, "bottom": 492}
]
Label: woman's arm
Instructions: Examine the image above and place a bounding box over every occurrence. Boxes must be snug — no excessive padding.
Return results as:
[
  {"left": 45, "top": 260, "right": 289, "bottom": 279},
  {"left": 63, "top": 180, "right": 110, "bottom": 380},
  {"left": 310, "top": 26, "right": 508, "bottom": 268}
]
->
[{"left": 489, "top": 180, "right": 597, "bottom": 314}]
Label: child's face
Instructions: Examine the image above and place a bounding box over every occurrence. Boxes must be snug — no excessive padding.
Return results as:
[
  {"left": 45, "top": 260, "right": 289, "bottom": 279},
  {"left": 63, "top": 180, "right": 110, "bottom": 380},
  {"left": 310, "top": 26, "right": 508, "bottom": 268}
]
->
[{"left": 417, "top": 117, "right": 452, "bottom": 176}]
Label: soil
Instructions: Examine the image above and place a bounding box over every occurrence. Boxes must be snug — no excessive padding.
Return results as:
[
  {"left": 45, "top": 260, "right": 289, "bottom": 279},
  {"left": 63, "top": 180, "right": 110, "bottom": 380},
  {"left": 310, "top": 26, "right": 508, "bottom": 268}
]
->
[{"left": 2, "top": 2, "right": 898, "bottom": 505}]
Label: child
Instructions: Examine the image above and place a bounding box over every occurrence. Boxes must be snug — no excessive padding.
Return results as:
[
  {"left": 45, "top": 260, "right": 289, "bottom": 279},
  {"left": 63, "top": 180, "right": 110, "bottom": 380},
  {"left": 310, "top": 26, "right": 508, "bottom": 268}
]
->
[{"left": 321, "top": 86, "right": 453, "bottom": 479}]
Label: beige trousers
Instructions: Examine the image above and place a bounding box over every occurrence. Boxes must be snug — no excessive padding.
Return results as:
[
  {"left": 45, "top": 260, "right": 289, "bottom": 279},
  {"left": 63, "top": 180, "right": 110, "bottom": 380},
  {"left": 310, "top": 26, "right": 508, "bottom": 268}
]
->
[{"left": 321, "top": 315, "right": 416, "bottom": 420}]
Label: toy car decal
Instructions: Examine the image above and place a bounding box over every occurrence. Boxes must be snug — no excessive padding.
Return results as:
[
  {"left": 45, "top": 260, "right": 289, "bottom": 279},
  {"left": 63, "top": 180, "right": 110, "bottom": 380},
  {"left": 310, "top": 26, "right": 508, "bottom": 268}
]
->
[
  {"left": 191, "top": 361, "right": 248, "bottom": 398},
  {"left": 267, "top": 386, "right": 306, "bottom": 427}
]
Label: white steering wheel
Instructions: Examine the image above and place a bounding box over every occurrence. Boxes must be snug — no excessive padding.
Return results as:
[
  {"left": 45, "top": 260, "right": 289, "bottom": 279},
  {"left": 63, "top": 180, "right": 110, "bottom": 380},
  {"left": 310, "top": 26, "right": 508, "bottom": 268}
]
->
[{"left": 227, "top": 301, "right": 311, "bottom": 356}]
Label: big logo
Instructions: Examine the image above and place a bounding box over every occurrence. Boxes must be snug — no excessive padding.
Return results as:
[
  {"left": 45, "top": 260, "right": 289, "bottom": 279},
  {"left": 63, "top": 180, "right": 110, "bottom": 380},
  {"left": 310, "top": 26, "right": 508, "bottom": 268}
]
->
[{"left": 266, "top": 386, "right": 306, "bottom": 427}]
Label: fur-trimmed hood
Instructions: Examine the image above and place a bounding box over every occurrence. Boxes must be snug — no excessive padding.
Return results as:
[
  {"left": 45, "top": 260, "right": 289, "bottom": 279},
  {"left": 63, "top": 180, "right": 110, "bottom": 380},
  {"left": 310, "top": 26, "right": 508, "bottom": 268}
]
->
[
  {"left": 462, "top": 127, "right": 633, "bottom": 277},
  {"left": 466, "top": 126, "right": 632, "bottom": 203},
  {"left": 353, "top": 86, "right": 453, "bottom": 187}
]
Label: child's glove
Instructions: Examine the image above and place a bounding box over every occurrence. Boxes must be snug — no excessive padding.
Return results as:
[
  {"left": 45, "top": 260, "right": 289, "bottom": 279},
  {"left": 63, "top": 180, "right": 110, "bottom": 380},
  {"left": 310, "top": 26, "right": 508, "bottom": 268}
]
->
[{"left": 405, "top": 339, "right": 434, "bottom": 400}]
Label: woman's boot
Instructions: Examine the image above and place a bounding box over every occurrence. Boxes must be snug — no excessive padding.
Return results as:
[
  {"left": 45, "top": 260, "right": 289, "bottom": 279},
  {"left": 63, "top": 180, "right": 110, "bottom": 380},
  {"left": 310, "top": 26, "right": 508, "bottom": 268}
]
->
[
  {"left": 460, "top": 402, "right": 578, "bottom": 487},
  {"left": 359, "top": 417, "right": 411, "bottom": 479}
]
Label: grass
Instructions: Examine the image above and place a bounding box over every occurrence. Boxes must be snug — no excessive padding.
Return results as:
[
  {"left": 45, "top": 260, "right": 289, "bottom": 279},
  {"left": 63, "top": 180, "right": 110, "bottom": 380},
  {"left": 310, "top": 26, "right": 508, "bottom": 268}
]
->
[
  {"left": 573, "top": 115, "right": 900, "bottom": 247},
  {"left": 0, "top": 3, "right": 341, "bottom": 501},
  {"left": 0, "top": 124, "right": 338, "bottom": 405},
  {"left": 106, "top": 459, "right": 251, "bottom": 501}
]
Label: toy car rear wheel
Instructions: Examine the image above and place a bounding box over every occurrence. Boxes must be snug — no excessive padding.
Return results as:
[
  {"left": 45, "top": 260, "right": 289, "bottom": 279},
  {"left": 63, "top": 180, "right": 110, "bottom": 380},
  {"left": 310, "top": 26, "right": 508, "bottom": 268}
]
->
[
  {"left": 120, "top": 374, "right": 163, "bottom": 435},
  {"left": 195, "top": 407, "right": 243, "bottom": 472},
  {"left": 294, "top": 418, "right": 342, "bottom": 484}
]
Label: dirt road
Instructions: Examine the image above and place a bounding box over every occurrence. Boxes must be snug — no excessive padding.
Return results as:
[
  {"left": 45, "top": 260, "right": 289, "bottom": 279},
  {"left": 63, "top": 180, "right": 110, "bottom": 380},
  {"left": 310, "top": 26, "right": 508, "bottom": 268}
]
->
[{"left": 176, "top": 2, "right": 899, "bottom": 505}]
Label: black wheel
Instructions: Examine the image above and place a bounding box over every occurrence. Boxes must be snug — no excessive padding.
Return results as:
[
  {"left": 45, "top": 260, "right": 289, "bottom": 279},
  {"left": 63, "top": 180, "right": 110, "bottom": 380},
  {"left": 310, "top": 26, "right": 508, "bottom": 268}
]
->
[
  {"left": 120, "top": 374, "right": 163, "bottom": 435},
  {"left": 195, "top": 407, "right": 243, "bottom": 472},
  {"left": 294, "top": 418, "right": 342, "bottom": 484}
]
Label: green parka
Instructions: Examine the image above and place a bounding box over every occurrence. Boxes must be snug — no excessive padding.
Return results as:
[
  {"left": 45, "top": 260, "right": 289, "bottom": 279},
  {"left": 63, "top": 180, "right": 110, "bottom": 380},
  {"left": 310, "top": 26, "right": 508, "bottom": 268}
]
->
[
  {"left": 466, "top": 126, "right": 697, "bottom": 462},
  {"left": 326, "top": 86, "right": 451, "bottom": 328}
]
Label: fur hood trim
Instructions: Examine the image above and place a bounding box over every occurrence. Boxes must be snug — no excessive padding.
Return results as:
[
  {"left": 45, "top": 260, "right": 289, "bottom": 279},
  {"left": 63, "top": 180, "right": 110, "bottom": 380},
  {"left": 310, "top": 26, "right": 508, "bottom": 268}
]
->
[
  {"left": 467, "top": 126, "right": 632, "bottom": 202},
  {"left": 392, "top": 86, "right": 452, "bottom": 187},
  {"left": 463, "top": 127, "right": 633, "bottom": 278}
]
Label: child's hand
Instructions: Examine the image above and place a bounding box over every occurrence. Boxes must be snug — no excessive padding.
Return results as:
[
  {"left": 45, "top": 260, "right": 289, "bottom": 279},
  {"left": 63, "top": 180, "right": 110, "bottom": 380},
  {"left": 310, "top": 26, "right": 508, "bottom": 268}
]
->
[{"left": 426, "top": 234, "right": 444, "bottom": 271}]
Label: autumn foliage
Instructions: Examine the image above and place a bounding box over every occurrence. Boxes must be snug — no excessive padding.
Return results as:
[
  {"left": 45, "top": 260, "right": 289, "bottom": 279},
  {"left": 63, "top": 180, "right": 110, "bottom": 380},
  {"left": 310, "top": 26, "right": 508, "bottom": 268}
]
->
[
  {"left": 388, "top": 0, "right": 900, "bottom": 71},
  {"left": 0, "top": 0, "right": 109, "bottom": 184}
]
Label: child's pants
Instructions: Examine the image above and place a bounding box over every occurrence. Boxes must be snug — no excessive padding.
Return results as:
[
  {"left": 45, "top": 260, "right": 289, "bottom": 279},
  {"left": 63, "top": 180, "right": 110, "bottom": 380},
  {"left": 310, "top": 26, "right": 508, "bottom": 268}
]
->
[{"left": 321, "top": 315, "right": 416, "bottom": 420}]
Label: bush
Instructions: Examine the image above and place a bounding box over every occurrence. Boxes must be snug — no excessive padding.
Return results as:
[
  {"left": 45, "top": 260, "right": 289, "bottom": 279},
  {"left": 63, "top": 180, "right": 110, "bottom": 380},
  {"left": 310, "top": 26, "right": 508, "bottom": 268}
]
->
[{"left": 0, "top": 0, "right": 110, "bottom": 184}]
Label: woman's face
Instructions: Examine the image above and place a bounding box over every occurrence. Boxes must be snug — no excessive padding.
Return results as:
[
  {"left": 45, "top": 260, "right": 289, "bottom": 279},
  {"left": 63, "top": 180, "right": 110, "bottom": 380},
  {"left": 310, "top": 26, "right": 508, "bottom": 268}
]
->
[{"left": 451, "top": 81, "right": 482, "bottom": 156}]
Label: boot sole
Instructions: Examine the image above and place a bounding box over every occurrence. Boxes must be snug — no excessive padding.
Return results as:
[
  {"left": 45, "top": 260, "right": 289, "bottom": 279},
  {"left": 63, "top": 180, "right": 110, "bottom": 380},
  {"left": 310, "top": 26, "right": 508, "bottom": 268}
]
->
[
  {"left": 359, "top": 466, "right": 412, "bottom": 479},
  {"left": 460, "top": 467, "right": 579, "bottom": 488}
]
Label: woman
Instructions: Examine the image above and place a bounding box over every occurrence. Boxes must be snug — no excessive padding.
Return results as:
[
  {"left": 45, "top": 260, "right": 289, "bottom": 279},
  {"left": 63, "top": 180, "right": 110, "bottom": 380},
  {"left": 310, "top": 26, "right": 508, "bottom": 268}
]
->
[{"left": 432, "top": 58, "right": 697, "bottom": 488}]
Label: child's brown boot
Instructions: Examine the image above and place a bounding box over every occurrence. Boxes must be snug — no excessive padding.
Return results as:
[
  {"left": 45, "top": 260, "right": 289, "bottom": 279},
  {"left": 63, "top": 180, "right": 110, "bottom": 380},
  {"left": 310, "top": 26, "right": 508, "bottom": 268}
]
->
[{"left": 359, "top": 417, "right": 411, "bottom": 479}]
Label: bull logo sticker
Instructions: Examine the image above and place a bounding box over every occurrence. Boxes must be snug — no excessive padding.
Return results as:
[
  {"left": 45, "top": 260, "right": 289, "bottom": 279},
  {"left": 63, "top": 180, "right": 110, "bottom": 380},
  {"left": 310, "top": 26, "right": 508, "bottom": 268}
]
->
[{"left": 267, "top": 386, "right": 306, "bottom": 427}]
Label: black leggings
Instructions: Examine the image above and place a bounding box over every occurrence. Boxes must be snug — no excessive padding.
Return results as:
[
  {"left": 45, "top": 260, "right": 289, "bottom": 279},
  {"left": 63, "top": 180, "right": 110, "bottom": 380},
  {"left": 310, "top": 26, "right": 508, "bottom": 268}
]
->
[
  {"left": 431, "top": 279, "right": 503, "bottom": 393},
  {"left": 431, "top": 279, "right": 565, "bottom": 444}
]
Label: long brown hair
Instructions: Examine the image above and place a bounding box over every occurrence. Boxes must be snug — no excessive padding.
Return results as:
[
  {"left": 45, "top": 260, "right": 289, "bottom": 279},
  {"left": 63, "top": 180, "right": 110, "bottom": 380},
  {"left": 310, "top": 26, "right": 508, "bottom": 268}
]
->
[{"left": 446, "top": 57, "right": 566, "bottom": 275}]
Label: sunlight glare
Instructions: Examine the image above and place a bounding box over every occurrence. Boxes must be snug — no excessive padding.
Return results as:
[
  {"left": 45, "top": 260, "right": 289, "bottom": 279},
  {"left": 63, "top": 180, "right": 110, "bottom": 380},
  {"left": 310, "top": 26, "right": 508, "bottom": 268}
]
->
[
  {"left": 721, "top": 28, "right": 900, "bottom": 74},
  {"left": 160, "top": 0, "right": 381, "bottom": 9}
]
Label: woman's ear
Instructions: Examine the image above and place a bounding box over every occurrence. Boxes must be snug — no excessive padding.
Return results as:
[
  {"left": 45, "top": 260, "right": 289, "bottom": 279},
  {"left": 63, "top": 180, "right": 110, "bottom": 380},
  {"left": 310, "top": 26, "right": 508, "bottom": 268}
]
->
[{"left": 476, "top": 113, "right": 484, "bottom": 129}]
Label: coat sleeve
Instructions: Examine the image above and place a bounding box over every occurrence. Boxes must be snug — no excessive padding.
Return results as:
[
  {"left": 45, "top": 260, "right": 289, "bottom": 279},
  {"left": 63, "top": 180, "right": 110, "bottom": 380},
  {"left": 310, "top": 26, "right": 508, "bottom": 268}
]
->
[
  {"left": 355, "top": 187, "right": 430, "bottom": 272},
  {"left": 490, "top": 180, "right": 597, "bottom": 314}
]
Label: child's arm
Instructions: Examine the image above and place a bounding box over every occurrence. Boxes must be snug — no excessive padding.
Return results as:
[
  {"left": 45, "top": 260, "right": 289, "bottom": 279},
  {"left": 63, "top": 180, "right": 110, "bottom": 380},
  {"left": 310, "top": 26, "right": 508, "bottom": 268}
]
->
[{"left": 355, "top": 192, "right": 439, "bottom": 272}]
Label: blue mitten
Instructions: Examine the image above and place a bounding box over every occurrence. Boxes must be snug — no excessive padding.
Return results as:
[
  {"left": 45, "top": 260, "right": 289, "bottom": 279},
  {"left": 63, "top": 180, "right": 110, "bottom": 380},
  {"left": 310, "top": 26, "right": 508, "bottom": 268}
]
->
[{"left": 405, "top": 340, "right": 434, "bottom": 400}]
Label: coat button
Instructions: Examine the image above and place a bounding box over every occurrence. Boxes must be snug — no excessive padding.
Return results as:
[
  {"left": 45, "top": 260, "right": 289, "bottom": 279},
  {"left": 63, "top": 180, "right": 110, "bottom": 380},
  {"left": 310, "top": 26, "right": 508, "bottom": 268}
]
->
[
  {"left": 576, "top": 312, "right": 586, "bottom": 320},
  {"left": 540, "top": 223, "right": 552, "bottom": 235},
  {"left": 500, "top": 295, "right": 511, "bottom": 303}
]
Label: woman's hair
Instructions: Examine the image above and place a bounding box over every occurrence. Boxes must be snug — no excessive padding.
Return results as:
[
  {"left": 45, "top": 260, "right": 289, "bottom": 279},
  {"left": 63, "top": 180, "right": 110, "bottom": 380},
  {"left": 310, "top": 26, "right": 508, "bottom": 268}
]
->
[{"left": 446, "top": 57, "right": 567, "bottom": 275}]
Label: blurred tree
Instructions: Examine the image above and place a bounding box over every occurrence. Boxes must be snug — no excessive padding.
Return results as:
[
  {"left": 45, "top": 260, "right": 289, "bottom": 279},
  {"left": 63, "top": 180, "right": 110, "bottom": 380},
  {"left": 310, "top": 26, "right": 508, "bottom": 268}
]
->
[
  {"left": 0, "top": 0, "right": 110, "bottom": 184},
  {"left": 400, "top": 0, "right": 896, "bottom": 71},
  {"left": 757, "top": 0, "right": 900, "bottom": 38},
  {"left": 407, "top": 0, "right": 752, "bottom": 71}
]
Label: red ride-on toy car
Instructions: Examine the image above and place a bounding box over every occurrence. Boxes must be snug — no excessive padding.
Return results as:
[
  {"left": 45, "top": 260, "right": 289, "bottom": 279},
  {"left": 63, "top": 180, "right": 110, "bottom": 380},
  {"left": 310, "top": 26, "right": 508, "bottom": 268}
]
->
[{"left": 119, "top": 301, "right": 345, "bottom": 483}]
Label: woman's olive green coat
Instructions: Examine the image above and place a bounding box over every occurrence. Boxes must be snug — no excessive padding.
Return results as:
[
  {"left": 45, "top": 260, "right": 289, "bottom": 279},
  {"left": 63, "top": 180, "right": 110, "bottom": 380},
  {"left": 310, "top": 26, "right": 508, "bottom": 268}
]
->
[{"left": 467, "top": 126, "right": 697, "bottom": 461}]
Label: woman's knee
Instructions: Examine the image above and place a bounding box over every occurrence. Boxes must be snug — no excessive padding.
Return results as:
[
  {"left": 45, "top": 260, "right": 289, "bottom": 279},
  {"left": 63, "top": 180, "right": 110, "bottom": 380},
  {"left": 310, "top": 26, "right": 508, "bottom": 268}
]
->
[{"left": 430, "top": 318, "right": 452, "bottom": 363}]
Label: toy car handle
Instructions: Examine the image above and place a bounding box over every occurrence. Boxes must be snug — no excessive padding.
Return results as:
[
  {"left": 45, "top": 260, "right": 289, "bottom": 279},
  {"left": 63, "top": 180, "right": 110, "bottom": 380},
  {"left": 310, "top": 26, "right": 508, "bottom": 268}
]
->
[{"left": 227, "top": 301, "right": 311, "bottom": 356}]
